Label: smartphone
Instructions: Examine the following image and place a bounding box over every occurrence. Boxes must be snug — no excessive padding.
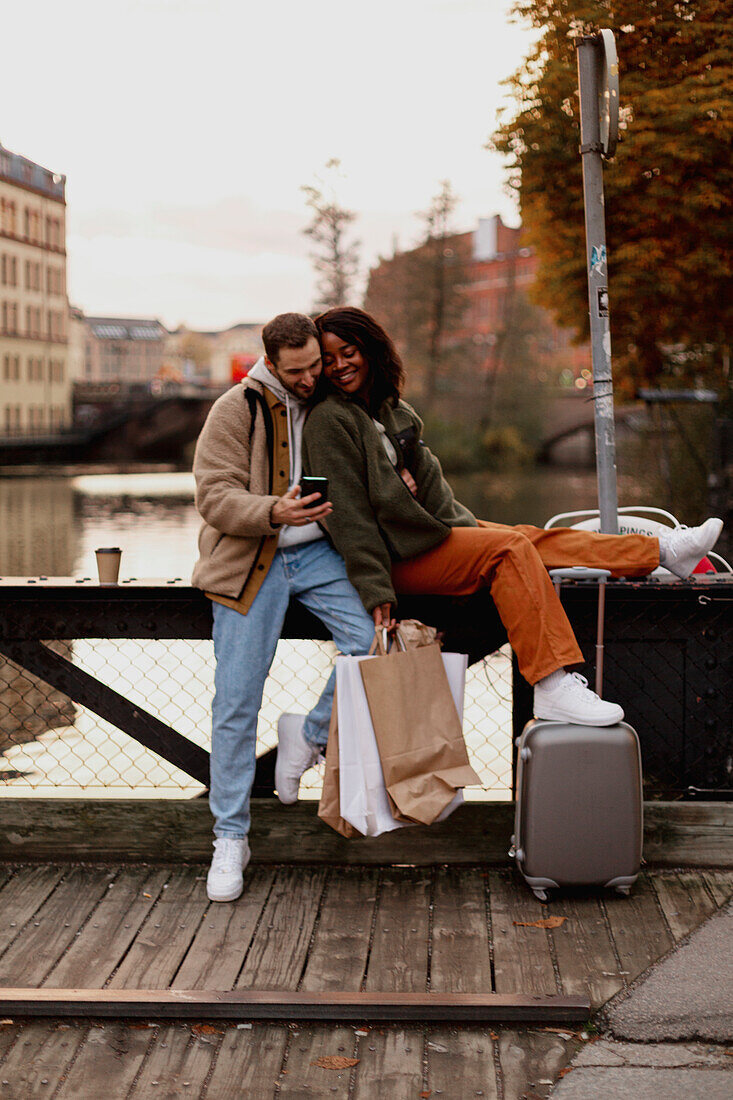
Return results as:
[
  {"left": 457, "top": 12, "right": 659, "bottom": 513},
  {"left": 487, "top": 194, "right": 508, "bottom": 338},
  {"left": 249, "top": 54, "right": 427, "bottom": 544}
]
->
[{"left": 300, "top": 476, "right": 329, "bottom": 508}]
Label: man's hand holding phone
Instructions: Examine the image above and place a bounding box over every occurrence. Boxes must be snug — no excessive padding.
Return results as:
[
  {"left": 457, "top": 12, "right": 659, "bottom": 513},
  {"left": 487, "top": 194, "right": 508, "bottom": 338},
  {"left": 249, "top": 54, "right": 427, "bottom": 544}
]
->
[{"left": 272, "top": 484, "right": 332, "bottom": 527}]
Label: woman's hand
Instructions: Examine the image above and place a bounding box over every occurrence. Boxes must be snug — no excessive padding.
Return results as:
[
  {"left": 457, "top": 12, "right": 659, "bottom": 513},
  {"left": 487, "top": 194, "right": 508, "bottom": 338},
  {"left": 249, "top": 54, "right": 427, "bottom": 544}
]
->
[
  {"left": 400, "top": 468, "right": 418, "bottom": 496},
  {"left": 372, "top": 603, "right": 397, "bottom": 631}
]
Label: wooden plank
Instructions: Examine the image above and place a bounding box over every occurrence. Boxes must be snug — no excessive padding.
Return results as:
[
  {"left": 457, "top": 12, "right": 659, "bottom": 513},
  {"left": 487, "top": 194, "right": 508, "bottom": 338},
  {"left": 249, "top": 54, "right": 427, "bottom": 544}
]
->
[
  {"left": 0, "top": 866, "right": 65, "bottom": 955},
  {"left": 498, "top": 1028, "right": 580, "bottom": 1100},
  {"left": 426, "top": 1027, "right": 499, "bottom": 1098},
  {"left": 204, "top": 1024, "right": 286, "bottom": 1099},
  {"left": 360, "top": 869, "right": 427, "bottom": 1100},
  {"left": 489, "top": 871, "right": 557, "bottom": 995},
  {"left": 702, "top": 870, "right": 733, "bottom": 907},
  {"left": 651, "top": 871, "right": 718, "bottom": 943},
  {"left": 287, "top": 868, "right": 376, "bottom": 1098},
  {"left": 300, "top": 868, "right": 378, "bottom": 992},
  {"left": 602, "top": 873, "right": 673, "bottom": 984},
  {"left": 3, "top": 799, "right": 731, "bottom": 865},
  {"left": 0, "top": 799, "right": 515, "bottom": 864},
  {"left": 128, "top": 1023, "right": 221, "bottom": 1097},
  {"left": 280, "top": 1025, "right": 357, "bottom": 1099},
  {"left": 44, "top": 866, "right": 170, "bottom": 987},
  {"left": 0, "top": 1021, "right": 82, "bottom": 1099},
  {"left": 549, "top": 895, "right": 624, "bottom": 1009},
  {"left": 643, "top": 801, "right": 733, "bottom": 867},
  {"left": 108, "top": 866, "right": 209, "bottom": 989},
  {"left": 0, "top": 989, "right": 591, "bottom": 1022},
  {"left": 172, "top": 866, "right": 276, "bottom": 990},
  {"left": 430, "top": 866, "right": 492, "bottom": 994},
  {"left": 0, "top": 866, "right": 114, "bottom": 986},
  {"left": 236, "top": 866, "right": 328, "bottom": 991},
  {"left": 54, "top": 1023, "right": 154, "bottom": 1099},
  {"left": 351, "top": 1028, "right": 424, "bottom": 1100},
  {"left": 366, "top": 868, "right": 431, "bottom": 993}
]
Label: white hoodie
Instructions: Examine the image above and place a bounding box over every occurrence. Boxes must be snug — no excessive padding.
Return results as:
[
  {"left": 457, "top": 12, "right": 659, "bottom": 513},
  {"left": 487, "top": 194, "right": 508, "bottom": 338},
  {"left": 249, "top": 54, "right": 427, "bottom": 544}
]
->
[{"left": 247, "top": 357, "right": 324, "bottom": 549}]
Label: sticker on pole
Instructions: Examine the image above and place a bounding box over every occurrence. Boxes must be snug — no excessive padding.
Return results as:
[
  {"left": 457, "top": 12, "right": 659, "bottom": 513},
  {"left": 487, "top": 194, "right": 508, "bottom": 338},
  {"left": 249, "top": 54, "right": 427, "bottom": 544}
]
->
[
  {"left": 597, "top": 287, "right": 609, "bottom": 317},
  {"left": 590, "top": 245, "right": 606, "bottom": 276}
]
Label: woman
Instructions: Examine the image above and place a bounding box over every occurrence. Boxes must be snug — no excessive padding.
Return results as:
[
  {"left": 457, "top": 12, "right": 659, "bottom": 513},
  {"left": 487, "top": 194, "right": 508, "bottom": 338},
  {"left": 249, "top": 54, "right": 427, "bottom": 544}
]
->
[{"left": 302, "top": 307, "right": 723, "bottom": 726}]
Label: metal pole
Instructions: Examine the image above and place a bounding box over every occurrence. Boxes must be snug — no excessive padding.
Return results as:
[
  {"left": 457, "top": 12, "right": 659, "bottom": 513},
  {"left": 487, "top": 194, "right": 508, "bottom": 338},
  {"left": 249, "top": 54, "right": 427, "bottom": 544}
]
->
[{"left": 576, "top": 35, "right": 619, "bottom": 534}]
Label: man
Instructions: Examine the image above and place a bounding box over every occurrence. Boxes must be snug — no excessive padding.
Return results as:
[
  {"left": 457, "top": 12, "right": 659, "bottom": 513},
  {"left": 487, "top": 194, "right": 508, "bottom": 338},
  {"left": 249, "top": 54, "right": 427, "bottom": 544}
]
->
[{"left": 192, "top": 313, "right": 374, "bottom": 902}]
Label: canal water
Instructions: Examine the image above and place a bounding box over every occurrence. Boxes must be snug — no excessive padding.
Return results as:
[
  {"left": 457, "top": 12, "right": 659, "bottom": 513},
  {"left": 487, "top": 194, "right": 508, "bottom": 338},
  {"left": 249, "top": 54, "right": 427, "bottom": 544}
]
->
[{"left": 0, "top": 465, "right": 660, "bottom": 801}]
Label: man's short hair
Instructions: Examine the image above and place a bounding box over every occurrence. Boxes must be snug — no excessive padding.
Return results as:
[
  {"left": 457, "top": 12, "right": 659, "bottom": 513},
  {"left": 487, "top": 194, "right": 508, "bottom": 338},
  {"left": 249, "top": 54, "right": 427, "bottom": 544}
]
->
[{"left": 262, "top": 313, "right": 318, "bottom": 364}]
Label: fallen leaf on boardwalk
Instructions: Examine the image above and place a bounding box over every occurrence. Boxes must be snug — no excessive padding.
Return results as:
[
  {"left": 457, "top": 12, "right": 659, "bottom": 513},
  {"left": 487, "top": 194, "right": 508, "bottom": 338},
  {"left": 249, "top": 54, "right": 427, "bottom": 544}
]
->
[
  {"left": 421, "top": 1091, "right": 432, "bottom": 1098},
  {"left": 311, "top": 1056, "right": 360, "bottom": 1070},
  {"left": 192, "top": 1024, "right": 221, "bottom": 1036},
  {"left": 513, "top": 916, "right": 567, "bottom": 929},
  {"left": 489, "top": 1031, "right": 499, "bottom": 1040},
  {"left": 558, "top": 1067, "right": 573, "bottom": 1078},
  {"left": 142, "top": 892, "right": 152, "bottom": 898}
]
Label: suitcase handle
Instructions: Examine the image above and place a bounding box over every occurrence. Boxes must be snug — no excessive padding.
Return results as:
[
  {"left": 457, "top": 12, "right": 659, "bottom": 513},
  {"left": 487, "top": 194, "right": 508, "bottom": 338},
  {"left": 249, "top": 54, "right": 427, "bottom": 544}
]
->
[{"left": 549, "top": 568, "right": 612, "bottom": 695}]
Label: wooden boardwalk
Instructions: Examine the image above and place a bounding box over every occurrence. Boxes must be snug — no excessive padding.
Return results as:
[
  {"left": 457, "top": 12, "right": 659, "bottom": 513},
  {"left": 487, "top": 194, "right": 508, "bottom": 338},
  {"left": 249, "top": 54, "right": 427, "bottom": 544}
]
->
[{"left": 0, "top": 862, "right": 730, "bottom": 1098}]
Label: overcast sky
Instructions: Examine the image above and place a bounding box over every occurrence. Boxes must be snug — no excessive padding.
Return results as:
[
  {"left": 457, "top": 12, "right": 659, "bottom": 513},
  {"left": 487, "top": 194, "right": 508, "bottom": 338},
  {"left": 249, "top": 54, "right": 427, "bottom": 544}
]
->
[{"left": 3, "top": 0, "right": 538, "bottom": 330}]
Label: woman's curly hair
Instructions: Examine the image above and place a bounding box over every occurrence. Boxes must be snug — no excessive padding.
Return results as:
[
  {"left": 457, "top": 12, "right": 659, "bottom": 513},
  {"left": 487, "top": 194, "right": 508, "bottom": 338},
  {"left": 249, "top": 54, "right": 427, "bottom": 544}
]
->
[{"left": 315, "top": 306, "right": 405, "bottom": 408}]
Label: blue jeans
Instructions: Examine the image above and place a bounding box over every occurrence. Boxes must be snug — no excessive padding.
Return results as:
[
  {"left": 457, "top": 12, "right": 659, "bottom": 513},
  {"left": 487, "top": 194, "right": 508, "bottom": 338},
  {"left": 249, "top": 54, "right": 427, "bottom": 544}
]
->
[{"left": 209, "top": 540, "right": 374, "bottom": 838}]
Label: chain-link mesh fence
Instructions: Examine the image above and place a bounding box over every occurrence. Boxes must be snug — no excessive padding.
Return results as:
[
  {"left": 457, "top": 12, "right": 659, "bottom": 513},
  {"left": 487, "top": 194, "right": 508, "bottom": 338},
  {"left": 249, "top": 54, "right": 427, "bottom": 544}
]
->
[{"left": 0, "top": 639, "right": 513, "bottom": 799}]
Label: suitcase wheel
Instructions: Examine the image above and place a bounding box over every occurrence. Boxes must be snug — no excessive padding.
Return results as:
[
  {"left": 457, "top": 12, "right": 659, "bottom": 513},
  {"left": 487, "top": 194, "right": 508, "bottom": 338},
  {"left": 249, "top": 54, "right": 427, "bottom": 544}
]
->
[
  {"left": 532, "top": 887, "right": 548, "bottom": 902},
  {"left": 615, "top": 885, "right": 631, "bottom": 897}
]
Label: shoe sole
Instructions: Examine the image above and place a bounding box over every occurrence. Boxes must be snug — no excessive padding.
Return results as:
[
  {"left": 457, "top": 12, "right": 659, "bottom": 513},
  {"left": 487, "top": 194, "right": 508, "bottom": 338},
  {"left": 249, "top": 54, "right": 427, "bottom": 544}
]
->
[
  {"left": 533, "top": 709, "right": 624, "bottom": 727},
  {"left": 207, "top": 886, "right": 243, "bottom": 902}
]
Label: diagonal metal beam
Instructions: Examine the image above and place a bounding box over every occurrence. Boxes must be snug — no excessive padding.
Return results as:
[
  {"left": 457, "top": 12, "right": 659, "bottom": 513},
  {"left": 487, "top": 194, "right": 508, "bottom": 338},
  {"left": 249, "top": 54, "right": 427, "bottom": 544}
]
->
[
  {"left": 0, "top": 988, "right": 591, "bottom": 1023},
  {"left": 0, "top": 640, "right": 210, "bottom": 786}
]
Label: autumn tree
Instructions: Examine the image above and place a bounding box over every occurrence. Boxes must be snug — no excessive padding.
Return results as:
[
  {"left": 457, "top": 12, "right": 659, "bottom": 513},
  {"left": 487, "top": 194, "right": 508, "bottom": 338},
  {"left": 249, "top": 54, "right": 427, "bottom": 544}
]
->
[
  {"left": 491, "top": 0, "right": 732, "bottom": 395},
  {"left": 301, "top": 159, "right": 360, "bottom": 310},
  {"left": 364, "top": 181, "right": 469, "bottom": 414}
]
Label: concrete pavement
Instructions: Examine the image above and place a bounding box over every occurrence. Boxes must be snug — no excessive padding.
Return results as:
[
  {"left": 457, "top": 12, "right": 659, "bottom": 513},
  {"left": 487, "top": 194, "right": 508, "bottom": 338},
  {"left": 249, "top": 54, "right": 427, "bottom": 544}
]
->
[{"left": 551, "top": 902, "right": 733, "bottom": 1096}]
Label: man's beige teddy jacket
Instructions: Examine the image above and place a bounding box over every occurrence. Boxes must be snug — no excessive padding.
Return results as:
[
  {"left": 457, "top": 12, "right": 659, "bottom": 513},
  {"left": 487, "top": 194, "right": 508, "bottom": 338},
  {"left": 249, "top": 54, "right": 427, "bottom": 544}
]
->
[{"left": 191, "top": 378, "right": 283, "bottom": 603}]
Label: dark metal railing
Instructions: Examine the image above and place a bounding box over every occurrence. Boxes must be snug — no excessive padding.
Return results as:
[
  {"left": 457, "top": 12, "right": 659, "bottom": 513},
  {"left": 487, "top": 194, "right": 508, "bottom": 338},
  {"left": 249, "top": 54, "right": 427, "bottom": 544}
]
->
[{"left": 0, "top": 576, "right": 731, "bottom": 798}]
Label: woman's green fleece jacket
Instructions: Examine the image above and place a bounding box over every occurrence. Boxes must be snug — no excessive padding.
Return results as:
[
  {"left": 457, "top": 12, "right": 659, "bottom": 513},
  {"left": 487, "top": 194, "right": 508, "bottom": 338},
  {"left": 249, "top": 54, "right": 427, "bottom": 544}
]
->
[{"left": 302, "top": 394, "right": 477, "bottom": 613}]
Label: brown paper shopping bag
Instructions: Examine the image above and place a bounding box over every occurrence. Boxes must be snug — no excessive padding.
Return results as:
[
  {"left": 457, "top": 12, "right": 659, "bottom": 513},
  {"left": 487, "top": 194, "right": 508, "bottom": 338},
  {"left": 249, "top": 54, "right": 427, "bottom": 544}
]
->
[
  {"left": 359, "top": 638, "right": 480, "bottom": 826},
  {"left": 317, "top": 688, "right": 361, "bottom": 839}
]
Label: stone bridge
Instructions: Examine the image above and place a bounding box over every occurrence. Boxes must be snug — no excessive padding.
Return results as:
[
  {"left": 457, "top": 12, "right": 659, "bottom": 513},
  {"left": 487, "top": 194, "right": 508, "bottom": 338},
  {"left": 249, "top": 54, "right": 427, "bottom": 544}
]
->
[{"left": 0, "top": 387, "right": 225, "bottom": 466}]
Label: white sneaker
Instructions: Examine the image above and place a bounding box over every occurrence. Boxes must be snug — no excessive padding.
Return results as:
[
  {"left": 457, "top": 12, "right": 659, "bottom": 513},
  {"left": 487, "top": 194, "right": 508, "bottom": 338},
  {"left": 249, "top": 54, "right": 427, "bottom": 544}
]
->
[
  {"left": 206, "top": 837, "right": 250, "bottom": 902},
  {"left": 658, "top": 518, "right": 724, "bottom": 578},
  {"left": 275, "top": 713, "right": 321, "bottom": 805},
  {"left": 534, "top": 671, "right": 624, "bottom": 727}
]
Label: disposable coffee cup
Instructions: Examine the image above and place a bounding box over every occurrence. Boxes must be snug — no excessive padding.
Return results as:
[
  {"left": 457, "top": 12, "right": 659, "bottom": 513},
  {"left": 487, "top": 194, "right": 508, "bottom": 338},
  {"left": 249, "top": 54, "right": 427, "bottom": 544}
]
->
[
  {"left": 300, "top": 476, "right": 329, "bottom": 509},
  {"left": 95, "top": 547, "right": 122, "bottom": 585}
]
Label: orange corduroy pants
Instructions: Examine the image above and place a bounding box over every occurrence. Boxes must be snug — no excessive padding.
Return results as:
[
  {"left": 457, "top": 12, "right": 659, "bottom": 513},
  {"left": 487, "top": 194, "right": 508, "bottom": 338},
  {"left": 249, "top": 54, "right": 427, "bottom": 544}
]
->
[{"left": 391, "top": 521, "right": 660, "bottom": 685}]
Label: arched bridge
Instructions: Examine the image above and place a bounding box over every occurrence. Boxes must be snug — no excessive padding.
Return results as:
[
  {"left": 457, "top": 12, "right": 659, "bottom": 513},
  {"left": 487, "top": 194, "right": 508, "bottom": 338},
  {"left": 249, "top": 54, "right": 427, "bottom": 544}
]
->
[{"left": 0, "top": 387, "right": 227, "bottom": 466}]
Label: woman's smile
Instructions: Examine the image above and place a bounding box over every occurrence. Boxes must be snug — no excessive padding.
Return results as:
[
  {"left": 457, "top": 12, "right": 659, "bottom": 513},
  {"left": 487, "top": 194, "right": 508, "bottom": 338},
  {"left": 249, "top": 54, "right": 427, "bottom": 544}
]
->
[{"left": 321, "top": 331, "right": 371, "bottom": 400}]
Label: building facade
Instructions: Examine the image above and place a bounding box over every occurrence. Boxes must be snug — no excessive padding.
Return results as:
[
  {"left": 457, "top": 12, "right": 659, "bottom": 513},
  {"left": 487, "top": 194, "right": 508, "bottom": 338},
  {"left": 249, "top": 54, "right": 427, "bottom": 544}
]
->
[
  {"left": 75, "top": 316, "right": 169, "bottom": 385},
  {"left": 0, "top": 144, "right": 70, "bottom": 436},
  {"left": 365, "top": 214, "right": 592, "bottom": 400},
  {"left": 164, "top": 322, "right": 263, "bottom": 385}
]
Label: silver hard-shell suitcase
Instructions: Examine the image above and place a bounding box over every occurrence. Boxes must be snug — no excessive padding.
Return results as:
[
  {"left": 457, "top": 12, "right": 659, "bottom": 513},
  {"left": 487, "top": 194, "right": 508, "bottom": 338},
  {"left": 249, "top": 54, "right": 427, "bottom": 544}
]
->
[{"left": 510, "top": 567, "right": 643, "bottom": 901}]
